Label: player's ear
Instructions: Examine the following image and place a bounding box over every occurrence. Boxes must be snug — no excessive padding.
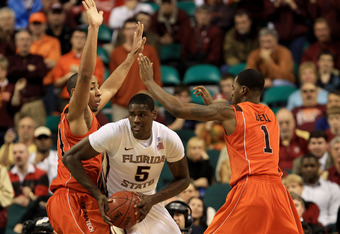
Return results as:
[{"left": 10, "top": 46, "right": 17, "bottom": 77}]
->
[
  {"left": 152, "top": 110, "right": 157, "bottom": 120},
  {"left": 241, "top": 85, "right": 248, "bottom": 96}
]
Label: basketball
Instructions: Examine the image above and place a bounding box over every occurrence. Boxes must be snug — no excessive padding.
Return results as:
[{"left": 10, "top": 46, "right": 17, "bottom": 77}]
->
[{"left": 105, "top": 191, "right": 141, "bottom": 229}]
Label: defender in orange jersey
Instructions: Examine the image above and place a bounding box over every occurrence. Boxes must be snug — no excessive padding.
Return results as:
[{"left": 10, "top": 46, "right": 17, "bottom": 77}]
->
[
  {"left": 46, "top": 0, "right": 146, "bottom": 233},
  {"left": 138, "top": 54, "right": 303, "bottom": 234}
]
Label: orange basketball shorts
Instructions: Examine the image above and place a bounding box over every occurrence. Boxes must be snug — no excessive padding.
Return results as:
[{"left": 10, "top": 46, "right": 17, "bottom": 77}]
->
[
  {"left": 205, "top": 175, "right": 303, "bottom": 234},
  {"left": 47, "top": 188, "right": 110, "bottom": 234}
]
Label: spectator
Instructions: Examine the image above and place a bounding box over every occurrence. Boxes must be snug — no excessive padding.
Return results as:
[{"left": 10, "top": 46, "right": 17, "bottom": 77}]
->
[
  {"left": 46, "top": 2, "right": 73, "bottom": 55},
  {"left": 223, "top": 9, "right": 258, "bottom": 67},
  {"left": 135, "top": 11, "right": 161, "bottom": 56},
  {"left": 215, "top": 146, "right": 231, "bottom": 184},
  {"left": 7, "top": 0, "right": 42, "bottom": 29},
  {"left": 29, "top": 126, "right": 57, "bottom": 186},
  {"left": 53, "top": 28, "right": 104, "bottom": 111},
  {"left": 165, "top": 200, "right": 193, "bottom": 234},
  {"left": 9, "top": 142, "right": 49, "bottom": 208},
  {"left": 181, "top": 5, "right": 223, "bottom": 67},
  {"left": 109, "top": 18, "right": 161, "bottom": 122},
  {"left": 195, "top": 119, "right": 225, "bottom": 150},
  {"left": 325, "top": 107, "right": 340, "bottom": 143},
  {"left": 246, "top": 28, "right": 295, "bottom": 87},
  {"left": 7, "top": 30, "right": 47, "bottom": 127},
  {"left": 300, "top": 154, "right": 340, "bottom": 230},
  {"left": 301, "top": 18, "right": 340, "bottom": 70},
  {"left": 150, "top": 0, "right": 191, "bottom": 46},
  {"left": 282, "top": 174, "right": 320, "bottom": 225},
  {"left": 317, "top": 50, "right": 340, "bottom": 92},
  {"left": 292, "top": 83, "right": 327, "bottom": 132},
  {"left": 276, "top": 108, "right": 308, "bottom": 172},
  {"left": 0, "top": 164, "right": 14, "bottom": 234},
  {"left": 165, "top": 85, "right": 197, "bottom": 131},
  {"left": 0, "top": 57, "right": 25, "bottom": 146},
  {"left": 186, "top": 137, "right": 213, "bottom": 189},
  {"left": 0, "top": 116, "right": 37, "bottom": 168},
  {"left": 315, "top": 90, "right": 340, "bottom": 131},
  {"left": 293, "top": 131, "right": 333, "bottom": 174},
  {"left": 0, "top": 7, "right": 17, "bottom": 57},
  {"left": 178, "top": 181, "right": 199, "bottom": 203},
  {"left": 108, "top": 0, "right": 153, "bottom": 40},
  {"left": 188, "top": 197, "right": 208, "bottom": 233},
  {"left": 264, "top": 0, "right": 308, "bottom": 64},
  {"left": 322, "top": 136, "right": 340, "bottom": 186},
  {"left": 287, "top": 62, "right": 328, "bottom": 111},
  {"left": 213, "top": 73, "right": 233, "bottom": 103}
]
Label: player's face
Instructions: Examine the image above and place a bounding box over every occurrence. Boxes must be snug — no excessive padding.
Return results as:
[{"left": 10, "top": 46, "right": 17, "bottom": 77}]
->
[
  {"left": 300, "top": 158, "right": 319, "bottom": 183},
  {"left": 231, "top": 77, "right": 241, "bottom": 105},
  {"left": 308, "top": 138, "right": 328, "bottom": 158},
  {"left": 128, "top": 104, "right": 156, "bottom": 140},
  {"left": 293, "top": 199, "right": 305, "bottom": 218},
  {"left": 188, "top": 197, "right": 204, "bottom": 219},
  {"left": 88, "top": 76, "right": 101, "bottom": 112}
]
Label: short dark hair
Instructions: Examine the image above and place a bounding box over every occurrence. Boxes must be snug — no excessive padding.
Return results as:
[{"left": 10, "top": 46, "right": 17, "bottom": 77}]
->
[
  {"left": 235, "top": 9, "right": 251, "bottom": 19},
  {"left": 301, "top": 153, "right": 319, "bottom": 166},
  {"left": 123, "top": 17, "right": 138, "bottom": 28},
  {"left": 128, "top": 93, "right": 155, "bottom": 111},
  {"left": 67, "top": 73, "right": 78, "bottom": 96},
  {"left": 308, "top": 130, "right": 328, "bottom": 143},
  {"left": 317, "top": 50, "right": 335, "bottom": 61},
  {"left": 174, "top": 84, "right": 190, "bottom": 96},
  {"left": 72, "top": 27, "right": 87, "bottom": 37},
  {"left": 221, "top": 73, "right": 234, "bottom": 81},
  {"left": 329, "top": 90, "right": 340, "bottom": 97},
  {"left": 236, "top": 69, "right": 264, "bottom": 92}
]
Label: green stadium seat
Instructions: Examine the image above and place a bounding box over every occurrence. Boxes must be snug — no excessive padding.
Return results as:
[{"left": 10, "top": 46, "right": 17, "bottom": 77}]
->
[
  {"left": 160, "top": 43, "right": 182, "bottom": 62},
  {"left": 175, "top": 129, "right": 196, "bottom": 150},
  {"left": 148, "top": 2, "right": 159, "bottom": 11},
  {"left": 161, "top": 65, "right": 181, "bottom": 86},
  {"left": 97, "top": 46, "right": 109, "bottom": 65},
  {"left": 263, "top": 85, "right": 297, "bottom": 114},
  {"left": 227, "top": 63, "right": 246, "bottom": 77},
  {"left": 203, "top": 183, "right": 231, "bottom": 211},
  {"left": 183, "top": 64, "right": 221, "bottom": 85},
  {"left": 45, "top": 115, "right": 60, "bottom": 132},
  {"left": 98, "top": 25, "right": 113, "bottom": 43},
  {"left": 207, "top": 149, "right": 221, "bottom": 175},
  {"left": 156, "top": 162, "right": 174, "bottom": 191},
  {"left": 177, "top": 1, "right": 196, "bottom": 18}
]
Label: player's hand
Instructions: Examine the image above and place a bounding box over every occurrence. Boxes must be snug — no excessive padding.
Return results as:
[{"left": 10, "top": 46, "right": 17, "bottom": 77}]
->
[
  {"left": 130, "top": 22, "right": 146, "bottom": 56},
  {"left": 138, "top": 54, "right": 154, "bottom": 84},
  {"left": 95, "top": 193, "right": 113, "bottom": 226},
  {"left": 133, "top": 192, "right": 154, "bottom": 223},
  {"left": 193, "top": 86, "right": 213, "bottom": 105},
  {"left": 82, "top": 0, "right": 103, "bottom": 28}
]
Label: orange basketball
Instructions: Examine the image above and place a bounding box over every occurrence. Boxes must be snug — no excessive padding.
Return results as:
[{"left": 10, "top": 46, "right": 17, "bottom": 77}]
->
[{"left": 105, "top": 191, "right": 141, "bottom": 229}]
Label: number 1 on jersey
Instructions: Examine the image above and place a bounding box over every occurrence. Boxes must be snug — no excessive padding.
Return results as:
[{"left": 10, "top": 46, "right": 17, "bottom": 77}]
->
[{"left": 261, "top": 125, "right": 273, "bottom": 153}]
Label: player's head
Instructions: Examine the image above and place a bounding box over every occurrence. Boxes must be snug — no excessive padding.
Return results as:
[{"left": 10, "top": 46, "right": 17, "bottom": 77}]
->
[
  {"left": 67, "top": 73, "right": 102, "bottom": 112},
  {"left": 232, "top": 69, "right": 264, "bottom": 105},
  {"left": 128, "top": 93, "right": 157, "bottom": 140},
  {"left": 165, "top": 200, "right": 193, "bottom": 233}
]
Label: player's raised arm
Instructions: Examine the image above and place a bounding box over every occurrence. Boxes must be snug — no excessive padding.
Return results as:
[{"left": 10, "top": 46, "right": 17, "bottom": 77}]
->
[
  {"left": 138, "top": 54, "right": 234, "bottom": 123},
  {"left": 68, "top": 0, "right": 103, "bottom": 120},
  {"left": 95, "top": 22, "right": 146, "bottom": 114}
]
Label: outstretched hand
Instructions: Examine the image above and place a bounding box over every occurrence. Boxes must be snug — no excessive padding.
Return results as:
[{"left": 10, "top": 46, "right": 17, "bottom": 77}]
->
[
  {"left": 193, "top": 86, "right": 213, "bottom": 105},
  {"left": 82, "top": 0, "right": 103, "bottom": 28},
  {"left": 138, "top": 53, "right": 154, "bottom": 84},
  {"left": 131, "top": 22, "right": 146, "bottom": 56}
]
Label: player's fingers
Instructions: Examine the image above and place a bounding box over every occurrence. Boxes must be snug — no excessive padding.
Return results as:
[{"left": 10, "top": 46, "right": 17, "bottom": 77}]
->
[
  {"left": 82, "top": 1, "right": 89, "bottom": 11},
  {"left": 107, "top": 198, "right": 113, "bottom": 203}
]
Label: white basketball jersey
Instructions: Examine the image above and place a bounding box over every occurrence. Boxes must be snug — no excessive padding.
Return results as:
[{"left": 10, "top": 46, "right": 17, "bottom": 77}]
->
[{"left": 89, "top": 119, "right": 184, "bottom": 196}]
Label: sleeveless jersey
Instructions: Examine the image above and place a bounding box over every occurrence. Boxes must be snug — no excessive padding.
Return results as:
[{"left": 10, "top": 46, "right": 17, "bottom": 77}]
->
[
  {"left": 89, "top": 119, "right": 184, "bottom": 196},
  {"left": 50, "top": 104, "right": 102, "bottom": 193},
  {"left": 226, "top": 102, "right": 282, "bottom": 187}
]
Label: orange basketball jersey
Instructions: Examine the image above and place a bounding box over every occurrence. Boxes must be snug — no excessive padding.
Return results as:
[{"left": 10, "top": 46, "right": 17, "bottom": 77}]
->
[
  {"left": 226, "top": 102, "right": 282, "bottom": 187},
  {"left": 50, "top": 104, "right": 102, "bottom": 193}
]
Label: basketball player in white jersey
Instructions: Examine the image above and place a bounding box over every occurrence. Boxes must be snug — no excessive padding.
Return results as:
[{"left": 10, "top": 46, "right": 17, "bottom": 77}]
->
[{"left": 62, "top": 93, "right": 191, "bottom": 233}]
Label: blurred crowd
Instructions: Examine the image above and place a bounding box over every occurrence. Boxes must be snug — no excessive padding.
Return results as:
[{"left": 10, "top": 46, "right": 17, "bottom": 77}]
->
[{"left": 0, "top": 0, "right": 340, "bottom": 233}]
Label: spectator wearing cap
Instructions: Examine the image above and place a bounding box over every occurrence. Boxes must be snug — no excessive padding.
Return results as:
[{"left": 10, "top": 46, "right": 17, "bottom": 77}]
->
[
  {"left": 29, "top": 126, "right": 57, "bottom": 186},
  {"left": 46, "top": 2, "right": 73, "bottom": 55},
  {"left": 6, "top": 30, "right": 47, "bottom": 127},
  {"left": 28, "top": 12, "right": 62, "bottom": 115},
  {"left": 7, "top": 0, "right": 42, "bottom": 29},
  {"left": 326, "top": 106, "right": 340, "bottom": 142},
  {"left": 9, "top": 142, "right": 49, "bottom": 207}
]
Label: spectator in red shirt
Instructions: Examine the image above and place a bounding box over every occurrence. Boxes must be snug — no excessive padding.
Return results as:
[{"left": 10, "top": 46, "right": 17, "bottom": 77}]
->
[
  {"left": 301, "top": 18, "right": 340, "bottom": 70},
  {"left": 322, "top": 136, "right": 340, "bottom": 186},
  {"left": 8, "top": 142, "right": 49, "bottom": 208},
  {"left": 326, "top": 107, "right": 340, "bottom": 143},
  {"left": 277, "top": 108, "right": 308, "bottom": 172}
]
